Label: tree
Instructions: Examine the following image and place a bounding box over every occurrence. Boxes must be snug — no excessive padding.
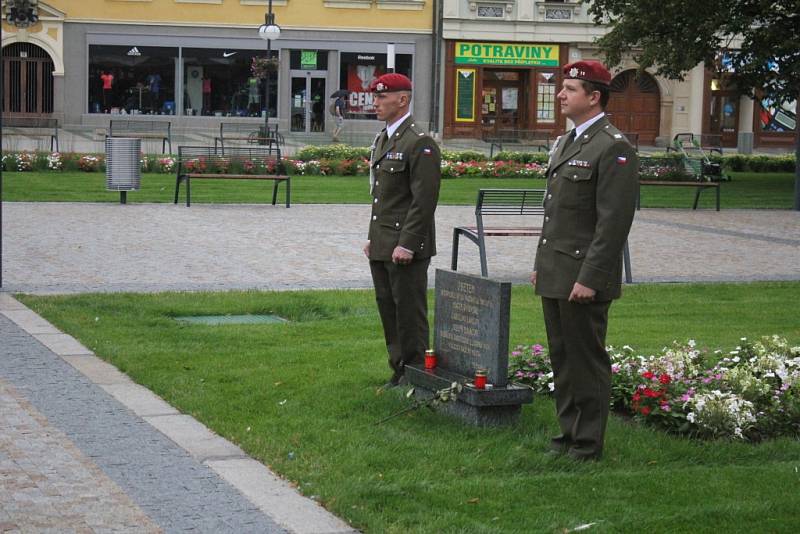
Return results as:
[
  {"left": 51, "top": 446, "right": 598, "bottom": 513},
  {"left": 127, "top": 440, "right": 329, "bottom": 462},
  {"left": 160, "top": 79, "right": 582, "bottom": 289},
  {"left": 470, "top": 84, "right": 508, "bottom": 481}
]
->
[{"left": 587, "top": 0, "right": 800, "bottom": 210}]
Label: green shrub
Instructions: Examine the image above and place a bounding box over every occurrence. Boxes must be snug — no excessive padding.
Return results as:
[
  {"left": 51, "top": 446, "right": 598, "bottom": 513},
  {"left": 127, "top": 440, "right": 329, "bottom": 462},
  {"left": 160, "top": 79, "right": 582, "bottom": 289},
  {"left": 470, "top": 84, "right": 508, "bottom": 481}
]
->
[
  {"left": 440, "top": 149, "right": 487, "bottom": 162},
  {"left": 294, "top": 144, "right": 371, "bottom": 161},
  {"left": 493, "top": 151, "right": 549, "bottom": 164}
]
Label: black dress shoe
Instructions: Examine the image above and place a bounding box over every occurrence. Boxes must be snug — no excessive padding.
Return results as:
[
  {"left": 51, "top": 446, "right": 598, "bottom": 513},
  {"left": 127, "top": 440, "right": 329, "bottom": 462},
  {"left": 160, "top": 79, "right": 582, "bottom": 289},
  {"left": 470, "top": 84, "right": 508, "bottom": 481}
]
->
[
  {"left": 382, "top": 372, "right": 406, "bottom": 389},
  {"left": 566, "top": 447, "right": 603, "bottom": 462}
]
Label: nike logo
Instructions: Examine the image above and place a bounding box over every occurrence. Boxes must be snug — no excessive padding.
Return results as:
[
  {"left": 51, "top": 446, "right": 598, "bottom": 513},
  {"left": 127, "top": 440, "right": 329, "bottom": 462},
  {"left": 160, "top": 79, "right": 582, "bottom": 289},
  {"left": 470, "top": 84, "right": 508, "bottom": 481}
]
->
[{"left": 222, "top": 51, "right": 237, "bottom": 58}]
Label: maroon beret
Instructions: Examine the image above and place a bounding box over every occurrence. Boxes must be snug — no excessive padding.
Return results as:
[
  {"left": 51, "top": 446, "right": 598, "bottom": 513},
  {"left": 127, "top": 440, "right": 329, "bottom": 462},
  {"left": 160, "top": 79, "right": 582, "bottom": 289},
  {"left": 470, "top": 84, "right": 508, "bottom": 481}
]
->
[
  {"left": 369, "top": 73, "right": 413, "bottom": 93},
  {"left": 563, "top": 60, "right": 612, "bottom": 86}
]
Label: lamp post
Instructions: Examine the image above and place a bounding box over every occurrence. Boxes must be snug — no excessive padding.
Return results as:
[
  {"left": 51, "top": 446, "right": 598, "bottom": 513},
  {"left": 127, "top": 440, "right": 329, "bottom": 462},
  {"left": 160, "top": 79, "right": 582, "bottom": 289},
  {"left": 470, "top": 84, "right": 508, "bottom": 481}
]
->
[{"left": 258, "top": 0, "right": 280, "bottom": 137}]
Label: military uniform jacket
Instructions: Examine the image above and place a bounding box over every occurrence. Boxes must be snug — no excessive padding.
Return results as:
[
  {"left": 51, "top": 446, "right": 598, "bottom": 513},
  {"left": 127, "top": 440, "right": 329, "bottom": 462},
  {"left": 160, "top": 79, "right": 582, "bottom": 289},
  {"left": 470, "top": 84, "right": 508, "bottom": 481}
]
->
[
  {"left": 534, "top": 116, "right": 639, "bottom": 301},
  {"left": 368, "top": 116, "right": 441, "bottom": 261}
]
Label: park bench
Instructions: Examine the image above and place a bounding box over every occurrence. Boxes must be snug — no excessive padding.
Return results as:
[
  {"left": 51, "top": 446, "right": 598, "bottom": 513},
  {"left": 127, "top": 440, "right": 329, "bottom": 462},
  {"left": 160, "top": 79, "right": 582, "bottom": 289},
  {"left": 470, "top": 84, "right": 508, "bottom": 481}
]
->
[
  {"left": 666, "top": 132, "right": 723, "bottom": 155},
  {"left": 173, "top": 145, "right": 290, "bottom": 207},
  {"left": 2, "top": 116, "right": 59, "bottom": 151},
  {"left": 638, "top": 155, "right": 724, "bottom": 211},
  {"left": 451, "top": 188, "right": 634, "bottom": 283},
  {"left": 108, "top": 119, "right": 172, "bottom": 154},
  {"left": 213, "top": 122, "right": 285, "bottom": 153},
  {"left": 482, "top": 129, "right": 551, "bottom": 158}
]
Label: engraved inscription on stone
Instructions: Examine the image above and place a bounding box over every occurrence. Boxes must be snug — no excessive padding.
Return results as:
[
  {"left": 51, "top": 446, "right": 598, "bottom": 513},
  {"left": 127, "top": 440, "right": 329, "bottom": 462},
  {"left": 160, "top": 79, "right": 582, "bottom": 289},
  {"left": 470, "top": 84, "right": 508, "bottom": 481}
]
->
[{"left": 434, "top": 270, "right": 511, "bottom": 386}]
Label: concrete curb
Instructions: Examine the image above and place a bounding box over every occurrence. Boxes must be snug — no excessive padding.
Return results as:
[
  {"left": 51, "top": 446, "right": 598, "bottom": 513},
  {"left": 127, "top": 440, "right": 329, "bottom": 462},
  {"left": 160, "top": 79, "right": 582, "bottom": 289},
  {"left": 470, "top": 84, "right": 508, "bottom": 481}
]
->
[{"left": 0, "top": 293, "right": 357, "bottom": 534}]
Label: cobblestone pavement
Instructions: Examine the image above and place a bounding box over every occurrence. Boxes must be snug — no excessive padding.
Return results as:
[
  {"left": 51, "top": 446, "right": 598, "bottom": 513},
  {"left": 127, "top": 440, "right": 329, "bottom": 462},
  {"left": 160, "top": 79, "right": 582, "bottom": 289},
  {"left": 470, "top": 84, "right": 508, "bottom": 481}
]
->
[
  {"left": 2, "top": 202, "right": 799, "bottom": 294},
  {"left": 0, "top": 312, "right": 290, "bottom": 533},
  {"left": 0, "top": 378, "right": 160, "bottom": 533}
]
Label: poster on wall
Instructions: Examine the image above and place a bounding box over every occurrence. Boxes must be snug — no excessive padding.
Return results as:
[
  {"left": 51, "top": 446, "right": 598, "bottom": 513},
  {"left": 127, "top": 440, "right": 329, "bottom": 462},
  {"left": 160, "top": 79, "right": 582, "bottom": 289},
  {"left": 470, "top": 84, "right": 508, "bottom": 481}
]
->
[
  {"left": 455, "top": 69, "right": 475, "bottom": 122},
  {"left": 346, "top": 63, "right": 383, "bottom": 116},
  {"left": 759, "top": 98, "right": 796, "bottom": 132}
]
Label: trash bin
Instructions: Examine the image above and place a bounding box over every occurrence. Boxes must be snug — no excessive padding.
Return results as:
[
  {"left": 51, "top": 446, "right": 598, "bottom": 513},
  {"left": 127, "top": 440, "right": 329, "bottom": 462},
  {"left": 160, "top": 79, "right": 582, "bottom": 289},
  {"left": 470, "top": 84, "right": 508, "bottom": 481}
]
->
[{"left": 105, "top": 137, "right": 141, "bottom": 204}]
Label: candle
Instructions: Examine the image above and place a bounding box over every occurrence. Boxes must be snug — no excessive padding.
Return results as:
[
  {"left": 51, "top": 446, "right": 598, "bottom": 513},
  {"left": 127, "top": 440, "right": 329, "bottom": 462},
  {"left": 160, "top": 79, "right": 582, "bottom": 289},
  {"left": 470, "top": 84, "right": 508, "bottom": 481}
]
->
[
  {"left": 474, "top": 369, "right": 487, "bottom": 389},
  {"left": 424, "top": 349, "right": 437, "bottom": 369}
]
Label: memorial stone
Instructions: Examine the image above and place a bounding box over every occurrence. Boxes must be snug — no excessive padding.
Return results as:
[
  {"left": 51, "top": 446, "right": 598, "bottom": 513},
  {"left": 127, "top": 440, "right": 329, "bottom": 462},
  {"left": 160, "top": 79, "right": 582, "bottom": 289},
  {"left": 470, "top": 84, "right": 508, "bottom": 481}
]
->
[{"left": 405, "top": 270, "right": 533, "bottom": 426}]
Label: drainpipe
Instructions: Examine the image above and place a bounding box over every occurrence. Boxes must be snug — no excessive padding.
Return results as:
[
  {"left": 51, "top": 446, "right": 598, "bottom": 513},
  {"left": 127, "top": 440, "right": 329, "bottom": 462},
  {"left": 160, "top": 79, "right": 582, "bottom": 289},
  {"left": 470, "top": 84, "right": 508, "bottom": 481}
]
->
[{"left": 430, "top": 0, "right": 442, "bottom": 136}]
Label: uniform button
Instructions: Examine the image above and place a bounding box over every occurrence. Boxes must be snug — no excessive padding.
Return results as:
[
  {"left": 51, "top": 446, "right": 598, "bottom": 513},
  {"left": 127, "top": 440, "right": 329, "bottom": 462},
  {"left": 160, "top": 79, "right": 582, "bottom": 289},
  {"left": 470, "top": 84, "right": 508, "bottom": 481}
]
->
[
  {"left": 553, "top": 173, "right": 557, "bottom": 178},
  {"left": 372, "top": 215, "right": 377, "bottom": 221},
  {"left": 375, "top": 181, "right": 379, "bottom": 186},
  {"left": 544, "top": 216, "right": 550, "bottom": 222},
  {"left": 542, "top": 238, "right": 547, "bottom": 244},
  {"left": 575, "top": 249, "right": 580, "bottom": 255},
  {"left": 373, "top": 198, "right": 378, "bottom": 203},
  {"left": 547, "top": 194, "right": 552, "bottom": 199},
  {"left": 376, "top": 164, "right": 380, "bottom": 169},
  {"left": 395, "top": 222, "right": 400, "bottom": 227},
  {"left": 572, "top": 174, "right": 578, "bottom": 179}
]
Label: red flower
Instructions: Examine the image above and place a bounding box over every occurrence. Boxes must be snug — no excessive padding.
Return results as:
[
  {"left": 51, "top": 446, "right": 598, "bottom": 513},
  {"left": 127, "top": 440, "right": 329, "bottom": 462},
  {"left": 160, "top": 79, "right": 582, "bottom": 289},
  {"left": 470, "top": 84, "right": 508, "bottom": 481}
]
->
[
  {"left": 632, "top": 392, "right": 641, "bottom": 402},
  {"left": 643, "top": 388, "right": 660, "bottom": 398},
  {"left": 640, "top": 406, "right": 651, "bottom": 416},
  {"left": 659, "top": 374, "right": 672, "bottom": 385},
  {"left": 642, "top": 371, "right": 655, "bottom": 380}
]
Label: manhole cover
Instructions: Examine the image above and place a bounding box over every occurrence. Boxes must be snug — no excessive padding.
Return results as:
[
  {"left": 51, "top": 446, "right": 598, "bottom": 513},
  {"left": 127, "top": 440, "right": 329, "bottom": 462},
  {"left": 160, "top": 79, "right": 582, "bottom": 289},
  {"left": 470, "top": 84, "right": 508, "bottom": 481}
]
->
[{"left": 174, "top": 315, "right": 287, "bottom": 325}]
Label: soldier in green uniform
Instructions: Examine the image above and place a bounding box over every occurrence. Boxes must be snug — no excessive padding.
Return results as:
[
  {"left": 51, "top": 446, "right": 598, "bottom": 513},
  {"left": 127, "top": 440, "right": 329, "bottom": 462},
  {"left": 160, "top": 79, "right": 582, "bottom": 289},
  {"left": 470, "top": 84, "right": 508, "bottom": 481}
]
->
[
  {"left": 531, "top": 60, "right": 639, "bottom": 460},
  {"left": 363, "top": 73, "right": 441, "bottom": 388}
]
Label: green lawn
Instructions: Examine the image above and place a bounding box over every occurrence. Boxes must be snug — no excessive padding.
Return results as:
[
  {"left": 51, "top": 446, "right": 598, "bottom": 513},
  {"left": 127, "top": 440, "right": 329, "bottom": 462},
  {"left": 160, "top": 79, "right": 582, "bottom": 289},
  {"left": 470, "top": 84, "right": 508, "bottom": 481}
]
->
[
  {"left": 17, "top": 282, "right": 800, "bottom": 533},
  {"left": 2, "top": 170, "right": 795, "bottom": 208}
]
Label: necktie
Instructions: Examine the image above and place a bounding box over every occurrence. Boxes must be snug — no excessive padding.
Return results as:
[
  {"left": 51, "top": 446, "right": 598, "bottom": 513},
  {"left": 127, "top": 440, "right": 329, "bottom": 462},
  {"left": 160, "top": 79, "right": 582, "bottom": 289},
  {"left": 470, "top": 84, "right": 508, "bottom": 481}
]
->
[{"left": 561, "top": 129, "right": 577, "bottom": 154}]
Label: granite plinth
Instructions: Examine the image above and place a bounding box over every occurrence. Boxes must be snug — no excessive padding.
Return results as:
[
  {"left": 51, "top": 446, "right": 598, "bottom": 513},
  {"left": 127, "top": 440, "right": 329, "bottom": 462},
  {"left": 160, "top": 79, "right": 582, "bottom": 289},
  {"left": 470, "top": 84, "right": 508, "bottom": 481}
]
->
[{"left": 405, "top": 364, "right": 533, "bottom": 427}]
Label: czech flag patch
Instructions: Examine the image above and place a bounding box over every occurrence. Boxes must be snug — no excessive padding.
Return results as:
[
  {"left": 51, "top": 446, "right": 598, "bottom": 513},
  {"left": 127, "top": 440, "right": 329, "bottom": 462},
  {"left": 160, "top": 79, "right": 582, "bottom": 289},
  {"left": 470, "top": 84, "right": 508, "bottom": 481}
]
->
[{"left": 616, "top": 155, "right": 628, "bottom": 165}]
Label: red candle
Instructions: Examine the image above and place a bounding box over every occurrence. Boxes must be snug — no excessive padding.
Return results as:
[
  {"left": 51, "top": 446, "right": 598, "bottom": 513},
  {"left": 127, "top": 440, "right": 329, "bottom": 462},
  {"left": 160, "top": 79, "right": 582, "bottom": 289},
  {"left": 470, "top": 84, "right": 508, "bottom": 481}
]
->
[
  {"left": 424, "top": 349, "right": 437, "bottom": 369},
  {"left": 474, "top": 369, "right": 487, "bottom": 389}
]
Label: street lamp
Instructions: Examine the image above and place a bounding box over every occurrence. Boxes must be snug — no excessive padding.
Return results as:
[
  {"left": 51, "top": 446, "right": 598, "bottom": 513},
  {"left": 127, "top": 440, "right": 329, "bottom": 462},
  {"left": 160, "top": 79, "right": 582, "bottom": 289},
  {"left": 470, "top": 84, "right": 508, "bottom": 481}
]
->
[{"left": 258, "top": 0, "right": 281, "bottom": 138}]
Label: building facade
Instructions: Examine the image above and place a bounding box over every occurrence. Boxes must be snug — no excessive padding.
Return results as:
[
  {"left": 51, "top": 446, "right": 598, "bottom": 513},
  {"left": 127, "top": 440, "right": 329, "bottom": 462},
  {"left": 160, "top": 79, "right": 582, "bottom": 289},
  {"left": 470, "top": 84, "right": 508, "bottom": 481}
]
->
[
  {"left": 439, "top": 0, "right": 796, "bottom": 150},
  {"left": 1, "top": 0, "right": 436, "bottom": 135}
]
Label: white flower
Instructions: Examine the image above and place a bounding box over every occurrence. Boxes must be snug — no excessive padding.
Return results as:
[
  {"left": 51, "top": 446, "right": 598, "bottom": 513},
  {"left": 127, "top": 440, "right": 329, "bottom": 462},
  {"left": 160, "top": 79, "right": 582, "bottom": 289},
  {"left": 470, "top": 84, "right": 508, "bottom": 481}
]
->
[{"left": 548, "top": 382, "right": 555, "bottom": 392}]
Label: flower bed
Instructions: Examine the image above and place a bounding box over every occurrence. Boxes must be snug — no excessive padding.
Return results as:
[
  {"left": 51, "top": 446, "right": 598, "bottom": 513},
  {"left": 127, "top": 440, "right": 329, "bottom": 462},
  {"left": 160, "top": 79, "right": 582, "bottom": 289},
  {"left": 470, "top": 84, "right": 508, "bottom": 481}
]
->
[
  {"left": 509, "top": 335, "right": 800, "bottom": 441},
  {"left": 2, "top": 148, "right": 795, "bottom": 179}
]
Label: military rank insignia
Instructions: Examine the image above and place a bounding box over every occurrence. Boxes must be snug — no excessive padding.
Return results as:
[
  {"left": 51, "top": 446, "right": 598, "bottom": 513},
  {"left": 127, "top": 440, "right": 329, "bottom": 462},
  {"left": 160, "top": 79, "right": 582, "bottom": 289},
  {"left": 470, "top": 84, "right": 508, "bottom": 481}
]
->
[{"left": 568, "top": 160, "right": 591, "bottom": 168}]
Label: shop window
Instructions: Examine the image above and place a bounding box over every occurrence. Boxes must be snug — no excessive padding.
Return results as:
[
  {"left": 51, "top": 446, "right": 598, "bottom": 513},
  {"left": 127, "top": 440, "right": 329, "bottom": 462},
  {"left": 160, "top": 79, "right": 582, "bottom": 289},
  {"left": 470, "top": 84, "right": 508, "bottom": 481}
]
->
[
  {"left": 88, "top": 45, "right": 177, "bottom": 115},
  {"left": 338, "top": 52, "right": 412, "bottom": 120},
  {"left": 759, "top": 98, "right": 796, "bottom": 132},
  {"left": 183, "top": 48, "right": 278, "bottom": 117},
  {"left": 536, "top": 70, "right": 556, "bottom": 123}
]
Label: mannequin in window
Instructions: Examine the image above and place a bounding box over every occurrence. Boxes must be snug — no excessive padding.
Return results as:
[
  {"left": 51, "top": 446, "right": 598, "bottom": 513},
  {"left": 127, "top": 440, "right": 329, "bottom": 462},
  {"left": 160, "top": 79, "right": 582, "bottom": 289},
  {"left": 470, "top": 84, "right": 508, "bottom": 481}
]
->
[
  {"left": 146, "top": 73, "right": 162, "bottom": 111},
  {"left": 100, "top": 71, "right": 114, "bottom": 111},
  {"left": 202, "top": 76, "right": 212, "bottom": 115},
  {"left": 247, "top": 76, "right": 261, "bottom": 115}
]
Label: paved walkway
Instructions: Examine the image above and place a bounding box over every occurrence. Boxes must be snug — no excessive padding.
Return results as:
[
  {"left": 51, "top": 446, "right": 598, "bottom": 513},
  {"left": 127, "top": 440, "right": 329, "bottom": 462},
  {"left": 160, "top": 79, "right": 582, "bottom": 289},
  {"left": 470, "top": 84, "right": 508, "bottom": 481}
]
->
[
  {"left": 1, "top": 201, "right": 799, "bottom": 532},
  {"left": 2, "top": 203, "right": 799, "bottom": 294}
]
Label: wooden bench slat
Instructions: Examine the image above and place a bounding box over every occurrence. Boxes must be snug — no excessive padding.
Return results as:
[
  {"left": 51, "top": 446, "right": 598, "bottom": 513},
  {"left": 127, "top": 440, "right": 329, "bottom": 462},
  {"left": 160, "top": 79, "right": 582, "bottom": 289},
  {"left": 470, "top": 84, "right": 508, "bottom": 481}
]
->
[{"left": 175, "top": 145, "right": 290, "bottom": 208}]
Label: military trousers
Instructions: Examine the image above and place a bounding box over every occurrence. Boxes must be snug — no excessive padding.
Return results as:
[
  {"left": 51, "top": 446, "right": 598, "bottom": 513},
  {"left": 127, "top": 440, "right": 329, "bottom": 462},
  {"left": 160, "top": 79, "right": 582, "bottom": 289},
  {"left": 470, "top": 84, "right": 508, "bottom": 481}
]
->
[
  {"left": 369, "top": 258, "right": 431, "bottom": 374},
  {"left": 541, "top": 297, "right": 612, "bottom": 459}
]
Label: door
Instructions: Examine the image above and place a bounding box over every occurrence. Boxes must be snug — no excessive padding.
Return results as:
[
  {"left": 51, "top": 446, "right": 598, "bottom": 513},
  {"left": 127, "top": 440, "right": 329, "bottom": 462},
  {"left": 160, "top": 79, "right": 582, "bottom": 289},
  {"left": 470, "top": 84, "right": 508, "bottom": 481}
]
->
[
  {"left": 2, "top": 42, "right": 55, "bottom": 117},
  {"left": 607, "top": 70, "right": 660, "bottom": 144},
  {"left": 481, "top": 69, "right": 524, "bottom": 132},
  {"left": 290, "top": 72, "right": 326, "bottom": 133},
  {"left": 709, "top": 91, "right": 739, "bottom": 147}
]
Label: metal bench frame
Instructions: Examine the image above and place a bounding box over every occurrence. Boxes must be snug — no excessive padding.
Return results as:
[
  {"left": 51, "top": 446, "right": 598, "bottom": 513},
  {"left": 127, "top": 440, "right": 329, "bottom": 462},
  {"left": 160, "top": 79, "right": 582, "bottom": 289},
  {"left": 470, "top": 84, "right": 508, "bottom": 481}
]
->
[
  {"left": 2, "top": 117, "right": 59, "bottom": 151},
  {"left": 108, "top": 120, "right": 172, "bottom": 154},
  {"left": 452, "top": 188, "right": 632, "bottom": 282},
  {"left": 173, "top": 145, "right": 290, "bottom": 207},
  {"left": 482, "top": 129, "right": 551, "bottom": 158},
  {"left": 213, "top": 122, "right": 285, "bottom": 152}
]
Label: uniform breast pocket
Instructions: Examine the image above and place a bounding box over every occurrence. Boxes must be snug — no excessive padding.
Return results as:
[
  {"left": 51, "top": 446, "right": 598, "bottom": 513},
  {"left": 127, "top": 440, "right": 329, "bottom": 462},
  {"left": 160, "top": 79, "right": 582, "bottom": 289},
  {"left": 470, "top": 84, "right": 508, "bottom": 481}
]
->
[
  {"left": 562, "top": 167, "right": 595, "bottom": 205},
  {"left": 380, "top": 160, "right": 407, "bottom": 191}
]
